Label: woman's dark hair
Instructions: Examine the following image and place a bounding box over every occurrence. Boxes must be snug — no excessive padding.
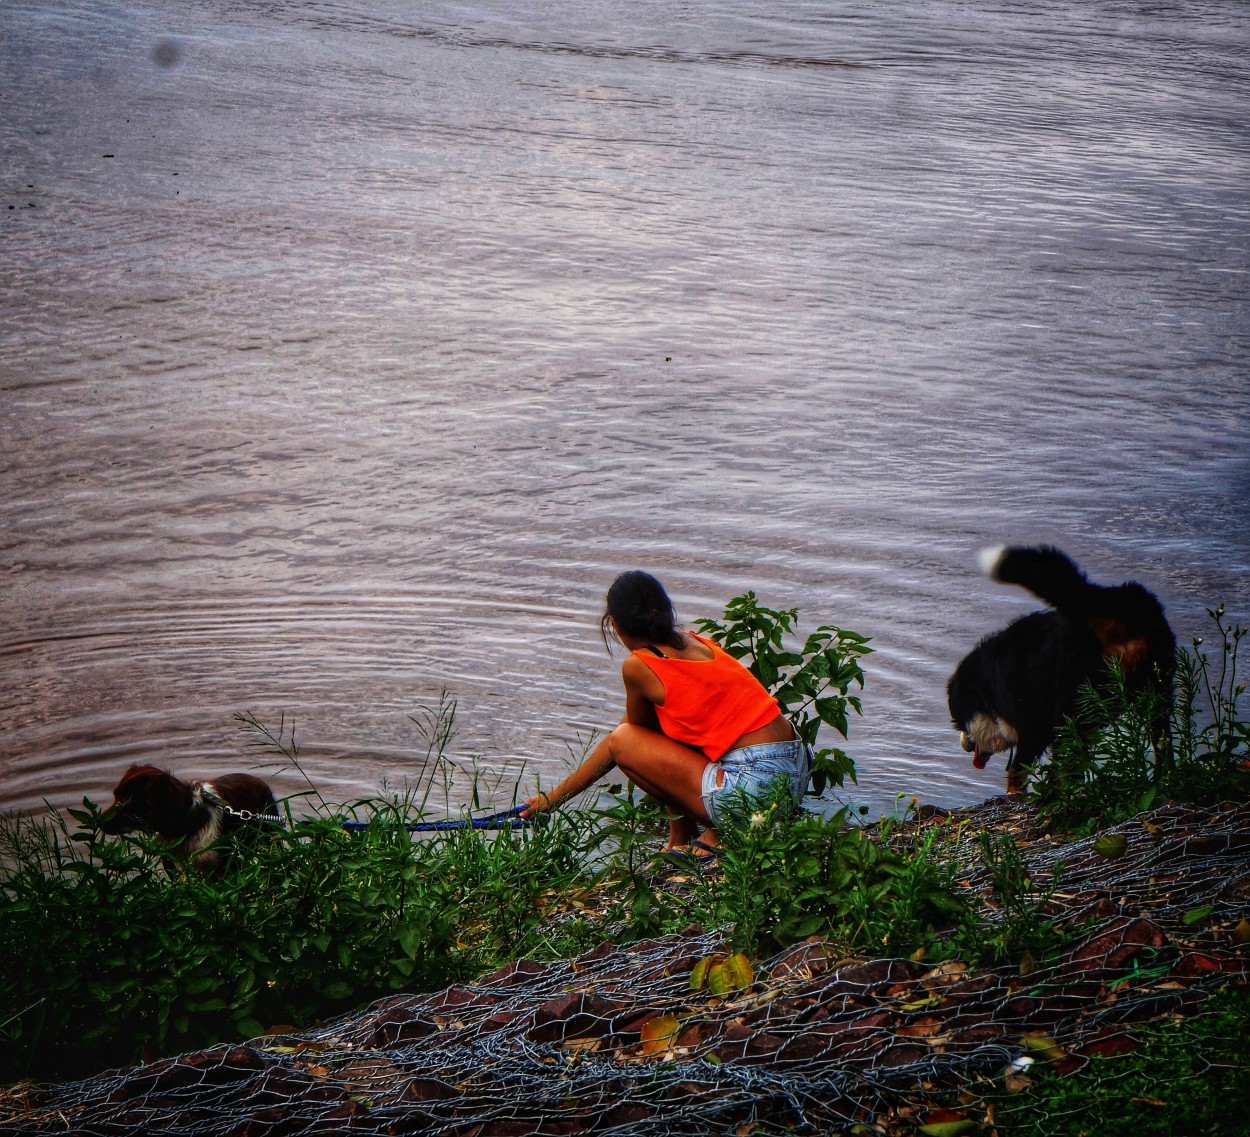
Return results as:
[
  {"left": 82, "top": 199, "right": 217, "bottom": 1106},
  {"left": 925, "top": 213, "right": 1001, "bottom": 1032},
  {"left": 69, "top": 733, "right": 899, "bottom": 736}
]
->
[{"left": 601, "top": 570, "right": 685, "bottom": 651}]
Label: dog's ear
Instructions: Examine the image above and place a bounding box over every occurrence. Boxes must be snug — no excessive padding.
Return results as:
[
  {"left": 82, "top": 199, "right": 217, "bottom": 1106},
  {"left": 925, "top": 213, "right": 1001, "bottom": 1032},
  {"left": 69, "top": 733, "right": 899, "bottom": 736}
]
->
[
  {"left": 147, "top": 772, "right": 192, "bottom": 829},
  {"left": 1090, "top": 617, "right": 1148, "bottom": 673},
  {"left": 110, "top": 765, "right": 142, "bottom": 797},
  {"left": 112, "top": 764, "right": 164, "bottom": 797}
]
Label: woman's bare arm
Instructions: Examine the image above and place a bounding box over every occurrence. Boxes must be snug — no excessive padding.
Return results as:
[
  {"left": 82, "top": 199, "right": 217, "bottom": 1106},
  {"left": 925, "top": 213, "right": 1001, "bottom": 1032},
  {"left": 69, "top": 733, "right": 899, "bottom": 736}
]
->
[
  {"left": 521, "top": 655, "right": 664, "bottom": 817},
  {"left": 520, "top": 732, "right": 617, "bottom": 817}
]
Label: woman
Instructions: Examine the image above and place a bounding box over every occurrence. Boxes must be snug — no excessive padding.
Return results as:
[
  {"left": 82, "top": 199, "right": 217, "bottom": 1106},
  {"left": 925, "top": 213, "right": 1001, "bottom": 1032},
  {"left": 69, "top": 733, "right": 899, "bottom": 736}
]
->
[{"left": 521, "top": 570, "right": 808, "bottom": 857}]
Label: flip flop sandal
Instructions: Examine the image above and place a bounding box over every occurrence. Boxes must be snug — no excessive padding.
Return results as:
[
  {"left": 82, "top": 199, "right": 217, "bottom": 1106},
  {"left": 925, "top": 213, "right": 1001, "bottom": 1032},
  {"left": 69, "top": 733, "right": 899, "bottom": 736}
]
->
[
  {"left": 662, "top": 849, "right": 703, "bottom": 872},
  {"left": 691, "top": 839, "right": 725, "bottom": 861}
]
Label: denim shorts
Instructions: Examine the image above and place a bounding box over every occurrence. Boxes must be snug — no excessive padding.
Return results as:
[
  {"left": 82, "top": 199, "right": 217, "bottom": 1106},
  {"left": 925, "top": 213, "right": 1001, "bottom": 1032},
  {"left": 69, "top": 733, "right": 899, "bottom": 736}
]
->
[{"left": 701, "top": 738, "right": 810, "bottom": 826}]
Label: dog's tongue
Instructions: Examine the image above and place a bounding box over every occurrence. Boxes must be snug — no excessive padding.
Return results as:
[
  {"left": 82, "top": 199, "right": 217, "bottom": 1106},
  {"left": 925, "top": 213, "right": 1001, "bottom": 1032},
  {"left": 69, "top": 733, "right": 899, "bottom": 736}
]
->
[{"left": 972, "top": 748, "right": 989, "bottom": 770}]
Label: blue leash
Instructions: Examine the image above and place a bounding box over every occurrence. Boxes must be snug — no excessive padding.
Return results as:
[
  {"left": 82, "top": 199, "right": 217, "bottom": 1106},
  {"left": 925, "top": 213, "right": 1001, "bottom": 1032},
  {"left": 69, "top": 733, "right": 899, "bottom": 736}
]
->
[{"left": 336, "top": 805, "right": 532, "bottom": 833}]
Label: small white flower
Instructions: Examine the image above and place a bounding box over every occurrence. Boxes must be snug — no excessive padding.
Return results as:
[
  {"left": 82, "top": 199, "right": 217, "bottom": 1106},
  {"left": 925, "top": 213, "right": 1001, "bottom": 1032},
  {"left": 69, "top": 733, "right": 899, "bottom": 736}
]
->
[{"left": 750, "top": 812, "right": 766, "bottom": 827}]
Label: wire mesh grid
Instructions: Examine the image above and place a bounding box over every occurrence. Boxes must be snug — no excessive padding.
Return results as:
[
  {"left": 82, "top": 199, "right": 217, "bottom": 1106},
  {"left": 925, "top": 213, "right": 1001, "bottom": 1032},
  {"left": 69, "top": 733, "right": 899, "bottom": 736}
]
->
[{"left": 3, "top": 797, "right": 1246, "bottom": 1136}]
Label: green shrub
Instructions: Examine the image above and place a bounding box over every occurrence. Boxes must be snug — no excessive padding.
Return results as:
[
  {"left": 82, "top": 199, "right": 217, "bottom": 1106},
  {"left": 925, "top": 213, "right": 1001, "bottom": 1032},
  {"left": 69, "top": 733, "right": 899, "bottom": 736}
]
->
[
  {"left": 943, "top": 829, "right": 1065, "bottom": 967},
  {"left": 17, "top": 593, "right": 1240, "bottom": 1089},
  {"left": 695, "top": 591, "right": 871, "bottom": 795},
  {"left": 583, "top": 776, "right": 968, "bottom": 963},
  {"left": 0, "top": 796, "right": 596, "bottom": 1083},
  {"left": 1171, "top": 605, "right": 1250, "bottom": 801},
  {"left": 706, "top": 790, "right": 968, "bottom": 959}
]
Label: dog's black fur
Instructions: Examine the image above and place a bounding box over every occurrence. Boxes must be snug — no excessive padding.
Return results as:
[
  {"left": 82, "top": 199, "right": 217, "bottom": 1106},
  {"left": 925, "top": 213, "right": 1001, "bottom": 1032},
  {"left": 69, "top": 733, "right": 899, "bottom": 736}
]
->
[
  {"left": 101, "top": 765, "right": 279, "bottom": 872},
  {"left": 947, "top": 546, "right": 1176, "bottom": 790}
]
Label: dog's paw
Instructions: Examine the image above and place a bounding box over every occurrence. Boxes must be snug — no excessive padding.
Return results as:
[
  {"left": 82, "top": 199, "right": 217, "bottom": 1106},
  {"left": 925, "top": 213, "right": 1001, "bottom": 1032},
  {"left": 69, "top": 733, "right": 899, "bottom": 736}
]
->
[{"left": 977, "top": 544, "right": 1009, "bottom": 579}]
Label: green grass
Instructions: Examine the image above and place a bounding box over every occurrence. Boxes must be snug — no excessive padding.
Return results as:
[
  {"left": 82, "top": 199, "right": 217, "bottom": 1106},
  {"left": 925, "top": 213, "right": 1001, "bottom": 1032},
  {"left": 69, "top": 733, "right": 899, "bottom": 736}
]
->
[
  {"left": 986, "top": 984, "right": 1250, "bottom": 1137},
  {"left": 0, "top": 778, "right": 980, "bottom": 1084}
]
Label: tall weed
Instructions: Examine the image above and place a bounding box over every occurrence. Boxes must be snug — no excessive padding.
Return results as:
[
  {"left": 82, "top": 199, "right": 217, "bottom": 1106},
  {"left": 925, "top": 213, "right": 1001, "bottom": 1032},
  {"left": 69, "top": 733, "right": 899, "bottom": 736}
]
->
[
  {"left": 950, "top": 830, "right": 1065, "bottom": 965},
  {"left": 1030, "top": 606, "right": 1250, "bottom": 835}
]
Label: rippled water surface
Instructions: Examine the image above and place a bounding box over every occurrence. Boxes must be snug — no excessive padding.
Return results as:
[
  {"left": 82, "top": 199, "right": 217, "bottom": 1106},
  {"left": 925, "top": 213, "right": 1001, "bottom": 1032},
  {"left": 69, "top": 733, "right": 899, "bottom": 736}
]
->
[{"left": 2, "top": 0, "right": 1248, "bottom": 816}]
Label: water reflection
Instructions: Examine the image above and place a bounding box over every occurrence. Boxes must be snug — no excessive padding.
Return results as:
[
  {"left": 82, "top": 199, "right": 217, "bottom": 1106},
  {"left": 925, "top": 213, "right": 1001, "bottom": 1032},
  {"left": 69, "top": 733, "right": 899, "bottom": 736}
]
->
[{"left": 1, "top": 0, "right": 1247, "bottom": 817}]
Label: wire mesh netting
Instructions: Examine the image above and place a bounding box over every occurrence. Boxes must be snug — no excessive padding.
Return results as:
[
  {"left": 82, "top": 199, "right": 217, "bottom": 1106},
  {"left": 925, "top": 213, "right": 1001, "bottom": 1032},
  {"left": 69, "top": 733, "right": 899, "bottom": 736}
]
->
[{"left": 3, "top": 797, "right": 1247, "bottom": 1135}]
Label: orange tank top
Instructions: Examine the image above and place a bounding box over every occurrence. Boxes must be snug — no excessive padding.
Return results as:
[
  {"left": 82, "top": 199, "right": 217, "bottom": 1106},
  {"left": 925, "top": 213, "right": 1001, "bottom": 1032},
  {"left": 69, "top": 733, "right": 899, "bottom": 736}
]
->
[{"left": 633, "top": 633, "right": 782, "bottom": 760}]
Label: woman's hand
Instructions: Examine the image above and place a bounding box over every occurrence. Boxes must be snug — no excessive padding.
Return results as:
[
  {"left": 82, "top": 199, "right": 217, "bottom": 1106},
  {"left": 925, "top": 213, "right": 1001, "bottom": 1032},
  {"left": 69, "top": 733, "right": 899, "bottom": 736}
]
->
[
  {"left": 519, "top": 734, "right": 619, "bottom": 819},
  {"left": 519, "top": 791, "right": 553, "bottom": 820}
]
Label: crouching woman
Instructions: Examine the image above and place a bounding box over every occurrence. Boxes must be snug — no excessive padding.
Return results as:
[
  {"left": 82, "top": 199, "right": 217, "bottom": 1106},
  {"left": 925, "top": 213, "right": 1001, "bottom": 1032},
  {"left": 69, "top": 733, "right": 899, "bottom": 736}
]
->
[{"left": 521, "top": 570, "right": 808, "bottom": 858}]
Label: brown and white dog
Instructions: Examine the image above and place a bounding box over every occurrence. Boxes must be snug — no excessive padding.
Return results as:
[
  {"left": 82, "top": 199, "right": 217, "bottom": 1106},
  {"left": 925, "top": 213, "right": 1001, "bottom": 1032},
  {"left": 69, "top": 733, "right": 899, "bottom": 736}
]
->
[
  {"left": 947, "top": 546, "right": 1176, "bottom": 793},
  {"left": 101, "top": 765, "right": 279, "bottom": 872}
]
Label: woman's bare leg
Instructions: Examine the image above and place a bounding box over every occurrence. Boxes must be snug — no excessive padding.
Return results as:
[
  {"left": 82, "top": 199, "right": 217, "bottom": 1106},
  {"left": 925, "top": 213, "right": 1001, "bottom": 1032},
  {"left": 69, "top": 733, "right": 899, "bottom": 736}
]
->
[
  {"left": 672, "top": 811, "right": 702, "bottom": 850},
  {"left": 607, "top": 723, "right": 718, "bottom": 851}
]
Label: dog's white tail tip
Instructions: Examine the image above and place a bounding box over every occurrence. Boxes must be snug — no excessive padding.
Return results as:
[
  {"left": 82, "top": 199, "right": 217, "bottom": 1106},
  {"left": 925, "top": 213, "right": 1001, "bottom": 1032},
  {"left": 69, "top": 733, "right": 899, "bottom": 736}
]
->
[{"left": 977, "top": 544, "right": 1009, "bottom": 579}]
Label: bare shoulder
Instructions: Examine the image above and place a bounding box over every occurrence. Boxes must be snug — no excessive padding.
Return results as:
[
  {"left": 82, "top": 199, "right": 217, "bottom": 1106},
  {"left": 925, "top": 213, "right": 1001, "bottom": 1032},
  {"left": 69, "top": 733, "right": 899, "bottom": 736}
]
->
[
  {"left": 621, "top": 652, "right": 653, "bottom": 682},
  {"left": 622, "top": 652, "right": 666, "bottom": 701}
]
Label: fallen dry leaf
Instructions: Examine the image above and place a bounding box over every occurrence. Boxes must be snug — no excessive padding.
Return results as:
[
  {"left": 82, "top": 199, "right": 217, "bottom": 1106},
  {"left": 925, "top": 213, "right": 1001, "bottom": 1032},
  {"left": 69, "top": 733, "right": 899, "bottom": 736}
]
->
[{"left": 639, "top": 1014, "right": 680, "bottom": 1057}]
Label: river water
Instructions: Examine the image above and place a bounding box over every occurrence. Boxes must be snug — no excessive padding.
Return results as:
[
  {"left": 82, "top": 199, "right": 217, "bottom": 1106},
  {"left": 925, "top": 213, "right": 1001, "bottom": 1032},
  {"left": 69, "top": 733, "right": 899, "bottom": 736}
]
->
[{"left": 2, "top": 0, "right": 1247, "bottom": 818}]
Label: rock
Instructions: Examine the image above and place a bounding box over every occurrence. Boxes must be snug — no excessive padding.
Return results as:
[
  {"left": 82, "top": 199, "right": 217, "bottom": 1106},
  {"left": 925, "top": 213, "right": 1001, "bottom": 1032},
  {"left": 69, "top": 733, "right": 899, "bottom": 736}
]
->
[
  {"left": 674, "top": 1019, "right": 716, "bottom": 1049},
  {"left": 776, "top": 1028, "right": 841, "bottom": 1063},
  {"left": 834, "top": 958, "right": 926, "bottom": 989},
  {"left": 873, "top": 1041, "right": 931, "bottom": 1067},
  {"left": 714, "top": 1021, "right": 755, "bottom": 1061},
  {"left": 572, "top": 940, "right": 617, "bottom": 966},
  {"left": 945, "top": 1024, "right": 1004, "bottom": 1048},
  {"left": 401, "top": 1077, "right": 460, "bottom": 1102},
  {"left": 662, "top": 1079, "right": 733, "bottom": 1104},
  {"left": 425, "top": 986, "right": 499, "bottom": 1013},
  {"left": 243, "top": 1067, "right": 349, "bottom": 1107},
  {"left": 1077, "top": 1030, "right": 1138, "bottom": 1059},
  {"left": 741, "top": 1030, "right": 786, "bottom": 1062},
  {"left": 596, "top": 1102, "right": 654, "bottom": 1128},
  {"left": 1000, "top": 995, "right": 1069, "bottom": 1029},
  {"left": 769, "top": 1013, "right": 896, "bottom": 1066},
  {"left": 108, "top": 1045, "right": 276, "bottom": 1102},
  {"left": 1170, "top": 949, "right": 1240, "bottom": 978},
  {"left": 479, "top": 958, "right": 549, "bottom": 987},
  {"left": 355, "top": 1009, "right": 439, "bottom": 1048},
  {"left": 526, "top": 992, "right": 630, "bottom": 1043},
  {"left": 1060, "top": 917, "right": 1169, "bottom": 978},
  {"left": 769, "top": 939, "right": 835, "bottom": 980},
  {"left": 477, "top": 1008, "right": 524, "bottom": 1034}
]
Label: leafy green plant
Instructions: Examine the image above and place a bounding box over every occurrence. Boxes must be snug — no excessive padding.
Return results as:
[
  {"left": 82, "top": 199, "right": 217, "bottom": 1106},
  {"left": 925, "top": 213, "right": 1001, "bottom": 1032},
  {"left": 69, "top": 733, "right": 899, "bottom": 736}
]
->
[
  {"left": 1171, "top": 605, "right": 1250, "bottom": 800},
  {"left": 585, "top": 782, "right": 672, "bottom": 938},
  {"left": 0, "top": 702, "right": 609, "bottom": 1090},
  {"left": 671, "top": 779, "right": 966, "bottom": 959},
  {"left": 694, "top": 591, "right": 871, "bottom": 795},
  {"left": 0, "top": 796, "right": 607, "bottom": 1082},
  {"left": 1029, "top": 664, "right": 1163, "bottom": 835}
]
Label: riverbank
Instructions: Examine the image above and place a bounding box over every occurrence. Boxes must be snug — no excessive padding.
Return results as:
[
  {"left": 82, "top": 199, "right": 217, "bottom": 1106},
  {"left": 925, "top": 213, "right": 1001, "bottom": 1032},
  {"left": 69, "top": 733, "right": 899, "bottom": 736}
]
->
[{"left": 4, "top": 793, "right": 1246, "bottom": 1135}]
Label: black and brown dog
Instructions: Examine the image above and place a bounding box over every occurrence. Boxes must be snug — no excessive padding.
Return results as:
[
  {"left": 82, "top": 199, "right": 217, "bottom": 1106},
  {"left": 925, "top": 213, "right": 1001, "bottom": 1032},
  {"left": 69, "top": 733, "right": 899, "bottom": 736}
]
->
[
  {"left": 101, "top": 765, "right": 279, "bottom": 872},
  {"left": 947, "top": 545, "right": 1176, "bottom": 792}
]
